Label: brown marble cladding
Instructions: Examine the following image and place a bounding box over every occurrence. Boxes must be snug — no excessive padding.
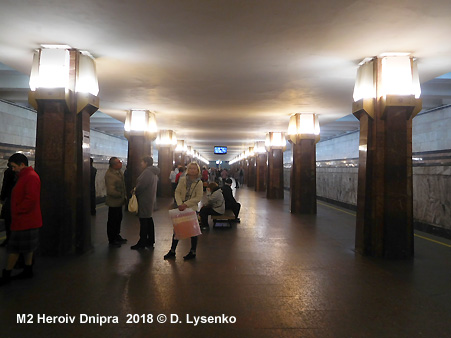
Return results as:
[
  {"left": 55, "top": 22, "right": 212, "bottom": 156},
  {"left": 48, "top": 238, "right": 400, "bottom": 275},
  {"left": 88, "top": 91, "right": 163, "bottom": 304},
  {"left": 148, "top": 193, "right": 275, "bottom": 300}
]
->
[
  {"left": 266, "top": 148, "right": 284, "bottom": 199},
  {"left": 158, "top": 146, "right": 174, "bottom": 198}
]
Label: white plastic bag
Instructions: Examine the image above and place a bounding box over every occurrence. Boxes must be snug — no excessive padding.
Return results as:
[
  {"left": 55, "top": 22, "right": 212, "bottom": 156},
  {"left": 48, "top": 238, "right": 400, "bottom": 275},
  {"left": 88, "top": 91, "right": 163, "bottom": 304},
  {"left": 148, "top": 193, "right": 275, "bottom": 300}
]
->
[{"left": 128, "top": 193, "right": 138, "bottom": 214}]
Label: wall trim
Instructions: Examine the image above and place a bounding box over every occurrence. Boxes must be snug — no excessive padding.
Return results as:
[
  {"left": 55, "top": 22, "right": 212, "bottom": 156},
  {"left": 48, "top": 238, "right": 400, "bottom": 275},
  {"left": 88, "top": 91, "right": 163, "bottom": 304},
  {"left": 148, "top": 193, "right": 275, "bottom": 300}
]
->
[{"left": 414, "top": 220, "right": 451, "bottom": 240}]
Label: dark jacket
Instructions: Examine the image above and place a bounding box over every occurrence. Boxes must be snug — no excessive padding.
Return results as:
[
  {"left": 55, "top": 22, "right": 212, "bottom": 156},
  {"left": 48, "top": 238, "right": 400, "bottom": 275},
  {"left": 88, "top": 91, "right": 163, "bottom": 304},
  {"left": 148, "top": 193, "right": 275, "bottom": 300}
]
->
[
  {"left": 221, "top": 184, "right": 238, "bottom": 210},
  {"left": 1, "top": 167, "right": 16, "bottom": 219},
  {"left": 135, "top": 166, "right": 160, "bottom": 218},
  {"left": 1, "top": 167, "right": 16, "bottom": 201}
]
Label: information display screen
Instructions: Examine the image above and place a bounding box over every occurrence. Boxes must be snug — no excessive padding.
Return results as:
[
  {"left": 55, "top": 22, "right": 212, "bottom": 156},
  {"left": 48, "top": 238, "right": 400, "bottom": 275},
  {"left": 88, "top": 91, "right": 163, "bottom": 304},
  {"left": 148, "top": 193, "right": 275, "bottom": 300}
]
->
[{"left": 214, "top": 146, "right": 227, "bottom": 154}]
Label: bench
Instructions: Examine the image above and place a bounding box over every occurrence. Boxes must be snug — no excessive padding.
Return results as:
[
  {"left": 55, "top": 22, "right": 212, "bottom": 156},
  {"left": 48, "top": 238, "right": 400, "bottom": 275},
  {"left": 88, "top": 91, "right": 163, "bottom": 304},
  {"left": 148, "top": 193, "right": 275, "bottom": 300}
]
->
[{"left": 211, "top": 210, "right": 238, "bottom": 228}]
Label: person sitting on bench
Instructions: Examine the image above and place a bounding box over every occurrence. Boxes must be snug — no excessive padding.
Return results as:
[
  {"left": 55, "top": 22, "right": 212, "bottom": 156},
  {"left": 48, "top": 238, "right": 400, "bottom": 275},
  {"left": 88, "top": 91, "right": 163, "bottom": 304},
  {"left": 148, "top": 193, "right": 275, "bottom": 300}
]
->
[
  {"left": 199, "top": 182, "right": 225, "bottom": 230},
  {"left": 222, "top": 178, "right": 241, "bottom": 221}
]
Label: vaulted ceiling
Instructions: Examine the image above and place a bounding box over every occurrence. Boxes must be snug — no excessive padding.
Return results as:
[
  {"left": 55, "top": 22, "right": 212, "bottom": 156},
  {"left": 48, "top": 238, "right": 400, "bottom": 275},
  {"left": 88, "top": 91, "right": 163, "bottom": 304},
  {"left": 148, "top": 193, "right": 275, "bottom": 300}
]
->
[{"left": 1, "top": 0, "right": 451, "bottom": 160}]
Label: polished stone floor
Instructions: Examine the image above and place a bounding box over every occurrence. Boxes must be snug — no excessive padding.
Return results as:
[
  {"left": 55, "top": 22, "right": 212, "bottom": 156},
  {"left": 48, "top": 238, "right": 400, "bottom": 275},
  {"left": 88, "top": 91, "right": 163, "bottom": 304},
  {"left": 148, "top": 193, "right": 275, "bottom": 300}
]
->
[{"left": 1, "top": 187, "right": 451, "bottom": 337}]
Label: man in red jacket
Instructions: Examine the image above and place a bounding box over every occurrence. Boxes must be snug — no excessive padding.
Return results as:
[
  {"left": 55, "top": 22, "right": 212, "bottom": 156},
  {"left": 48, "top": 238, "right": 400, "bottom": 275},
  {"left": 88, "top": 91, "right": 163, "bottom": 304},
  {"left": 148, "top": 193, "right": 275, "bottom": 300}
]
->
[{"left": 0, "top": 153, "right": 42, "bottom": 286}]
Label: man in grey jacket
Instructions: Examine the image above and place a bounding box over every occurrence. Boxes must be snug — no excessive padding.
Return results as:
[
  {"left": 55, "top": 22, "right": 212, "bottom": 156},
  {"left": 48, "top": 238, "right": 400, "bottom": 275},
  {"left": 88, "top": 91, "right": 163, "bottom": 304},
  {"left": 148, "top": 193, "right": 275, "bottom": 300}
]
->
[
  {"left": 131, "top": 156, "right": 160, "bottom": 250},
  {"left": 105, "top": 157, "right": 127, "bottom": 247}
]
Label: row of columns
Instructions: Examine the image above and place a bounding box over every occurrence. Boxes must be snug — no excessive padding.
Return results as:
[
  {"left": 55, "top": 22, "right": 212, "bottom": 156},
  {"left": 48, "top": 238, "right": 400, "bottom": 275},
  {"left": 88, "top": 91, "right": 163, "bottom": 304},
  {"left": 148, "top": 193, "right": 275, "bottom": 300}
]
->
[
  {"left": 30, "top": 51, "right": 419, "bottom": 260},
  {"left": 229, "top": 138, "right": 317, "bottom": 215}
]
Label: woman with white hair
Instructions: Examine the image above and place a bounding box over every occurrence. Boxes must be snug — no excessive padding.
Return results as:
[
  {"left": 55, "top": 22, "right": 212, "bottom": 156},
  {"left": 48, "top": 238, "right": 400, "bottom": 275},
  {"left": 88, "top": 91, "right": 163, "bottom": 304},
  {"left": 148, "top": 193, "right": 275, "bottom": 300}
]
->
[{"left": 164, "top": 162, "right": 203, "bottom": 260}]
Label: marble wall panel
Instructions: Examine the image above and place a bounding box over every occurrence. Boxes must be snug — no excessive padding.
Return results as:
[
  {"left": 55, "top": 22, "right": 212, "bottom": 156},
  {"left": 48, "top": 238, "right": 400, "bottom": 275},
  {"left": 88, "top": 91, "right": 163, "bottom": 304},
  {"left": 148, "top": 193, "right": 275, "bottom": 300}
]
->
[
  {"left": 413, "top": 106, "right": 451, "bottom": 152},
  {"left": 413, "top": 166, "right": 451, "bottom": 230},
  {"left": 316, "top": 167, "right": 358, "bottom": 206}
]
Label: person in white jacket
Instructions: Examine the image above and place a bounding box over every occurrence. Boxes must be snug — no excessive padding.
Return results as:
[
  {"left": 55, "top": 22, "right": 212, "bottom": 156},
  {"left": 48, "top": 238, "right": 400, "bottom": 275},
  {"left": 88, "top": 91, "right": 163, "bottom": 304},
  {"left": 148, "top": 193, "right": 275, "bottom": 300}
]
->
[
  {"left": 164, "top": 162, "right": 203, "bottom": 260},
  {"left": 199, "top": 182, "right": 225, "bottom": 230}
]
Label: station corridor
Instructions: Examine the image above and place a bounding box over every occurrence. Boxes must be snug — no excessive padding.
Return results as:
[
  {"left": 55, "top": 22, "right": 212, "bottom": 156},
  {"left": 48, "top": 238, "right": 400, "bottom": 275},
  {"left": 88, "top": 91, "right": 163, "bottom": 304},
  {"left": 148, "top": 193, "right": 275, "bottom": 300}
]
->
[{"left": 1, "top": 187, "right": 451, "bottom": 337}]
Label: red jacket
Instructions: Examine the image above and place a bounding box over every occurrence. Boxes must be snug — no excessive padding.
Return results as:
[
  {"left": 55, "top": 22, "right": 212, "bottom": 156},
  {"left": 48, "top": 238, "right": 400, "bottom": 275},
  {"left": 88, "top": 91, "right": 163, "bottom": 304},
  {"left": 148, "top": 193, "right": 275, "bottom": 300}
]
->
[
  {"left": 202, "top": 169, "right": 209, "bottom": 182},
  {"left": 175, "top": 172, "right": 182, "bottom": 184},
  {"left": 11, "top": 166, "right": 42, "bottom": 231}
]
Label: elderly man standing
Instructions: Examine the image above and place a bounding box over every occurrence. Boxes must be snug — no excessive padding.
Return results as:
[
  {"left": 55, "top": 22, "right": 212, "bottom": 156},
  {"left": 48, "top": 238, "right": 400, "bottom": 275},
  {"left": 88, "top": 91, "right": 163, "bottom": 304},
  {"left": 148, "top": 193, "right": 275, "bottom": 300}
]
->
[
  {"left": 105, "top": 157, "right": 127, "bottom": 247},
  {"left": 0, "top": 153, "right": 41, "bottom": 286}
]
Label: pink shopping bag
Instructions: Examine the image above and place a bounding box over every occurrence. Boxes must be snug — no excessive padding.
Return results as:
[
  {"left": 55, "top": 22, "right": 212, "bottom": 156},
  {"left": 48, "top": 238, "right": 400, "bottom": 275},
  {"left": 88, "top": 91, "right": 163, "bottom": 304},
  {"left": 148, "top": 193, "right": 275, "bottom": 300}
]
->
[{"left": 169, "top": 208, "right": 202, "bottom": 240}]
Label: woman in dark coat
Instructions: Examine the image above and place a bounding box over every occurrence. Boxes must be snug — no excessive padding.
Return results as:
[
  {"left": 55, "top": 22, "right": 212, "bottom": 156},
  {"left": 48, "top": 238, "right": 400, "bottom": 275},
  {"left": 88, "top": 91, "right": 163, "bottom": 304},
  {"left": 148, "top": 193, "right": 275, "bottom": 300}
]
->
[
  {"left": 0, "top": 162, "right": 16, "bottom": 247},
  {"left": 130, "top": 156, "right": 160, "bottom": 250}
]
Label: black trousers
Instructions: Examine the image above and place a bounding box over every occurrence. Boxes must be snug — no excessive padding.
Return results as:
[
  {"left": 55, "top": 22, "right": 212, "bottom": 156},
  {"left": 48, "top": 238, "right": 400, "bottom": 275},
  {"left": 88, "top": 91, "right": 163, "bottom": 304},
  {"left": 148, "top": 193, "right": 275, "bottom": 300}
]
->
[
  {"left": 90, "top": 190, "right": 96, "bottom": 215},
  {"left": 199, "top": 206, "right": 221, "bottom": 228},
  {"left": 138, "top": 217, "right": 155, "bottom": 246},
  {"left": 107, "top": 206, "right": 123, "bottom": 242},
  {"left": 227, "top": 202, "right": 241, "bottom": 219},
  {"left": 1, "top": 200, "right": 11, "bottom": 241},
  {"left": 170, "top": 234, "right": 198, "bottom": 253}
]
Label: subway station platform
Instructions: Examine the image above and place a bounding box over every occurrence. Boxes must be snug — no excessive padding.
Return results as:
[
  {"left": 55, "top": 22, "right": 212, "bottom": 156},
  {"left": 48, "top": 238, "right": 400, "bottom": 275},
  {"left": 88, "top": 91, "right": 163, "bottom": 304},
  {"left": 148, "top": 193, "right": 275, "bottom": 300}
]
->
[{"left": 1, "top": 187, "right": 451, "bottom": 337}]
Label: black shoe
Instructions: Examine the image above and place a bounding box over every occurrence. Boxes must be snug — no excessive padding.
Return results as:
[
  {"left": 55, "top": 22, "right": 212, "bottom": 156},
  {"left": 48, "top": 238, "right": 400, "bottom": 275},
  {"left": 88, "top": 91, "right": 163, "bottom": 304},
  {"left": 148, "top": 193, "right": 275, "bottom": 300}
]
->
[
  {"left": 0, "top": 269, "right": 11, "bottom": 286},
  {"left": 201, "top": 226, "right": 209, "bottom": 230},
  {"left": 0, "top": 239, "right": 8, "bottom": 247},
  {"left": 130, "top": 243, "right": 146, "bottom": 250},
  {"left": 164, "top": 251, "right": 176, "bottom": 260},
  {"left": 116, "top": 236, "right": 127, "bottom": 244},
  {"left": 183, "top": 251, "right": 196, "bottom": 260},
  {"left": 234, "top": 218, "right": 240, "bottom": 223},
  {"left": 109, "top": 241, "right": 122, "bottom": 247},
  {"left": 11, "top": 265, "right": 33, "bottom": 280}
]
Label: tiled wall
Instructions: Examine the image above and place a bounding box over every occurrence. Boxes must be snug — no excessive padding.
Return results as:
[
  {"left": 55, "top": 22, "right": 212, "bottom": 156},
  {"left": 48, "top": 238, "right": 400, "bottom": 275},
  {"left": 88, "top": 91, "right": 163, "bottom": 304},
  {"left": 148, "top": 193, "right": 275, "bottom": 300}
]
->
[
  {"left": 0, "top": 101, "right": 128, "bottom": 201},
  {"left": 0, "top": 101, "right": 36, "bottom": 147}
]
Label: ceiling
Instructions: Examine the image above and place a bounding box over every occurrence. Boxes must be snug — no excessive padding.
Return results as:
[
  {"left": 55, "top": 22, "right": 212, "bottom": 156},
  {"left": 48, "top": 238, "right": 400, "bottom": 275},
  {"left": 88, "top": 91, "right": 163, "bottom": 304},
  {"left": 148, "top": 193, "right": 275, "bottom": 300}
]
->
[{"left": 1, "top": 0, "right": 451, "bottom": 161}]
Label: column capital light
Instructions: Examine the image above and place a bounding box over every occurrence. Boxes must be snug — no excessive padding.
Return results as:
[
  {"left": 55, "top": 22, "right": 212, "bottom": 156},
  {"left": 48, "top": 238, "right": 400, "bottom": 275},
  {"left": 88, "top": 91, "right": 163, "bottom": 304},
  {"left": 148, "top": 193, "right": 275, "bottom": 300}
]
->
[
  {"left": 28, "top": 46, "right": 99, "bottom": 113},
  {"left": 124, "top": 109, "right": 158, "bottom": 140},
  {"left": 156, "top": 130, "right": 177, "bottom": 148},
  {"left": 287, "top": 113, "right": 320, "bottom": 144},
  {"left": 352, "top": 54, "right": 422, "bottom": 119},
  {"left": 253, "top": 141, "right": 266, "bottom": 154},
  {"left": 265, "top": 132, "right": 287, "bottom": 151},
  {"left": 175, "top": 140, "right": 187, "bottom": 153}
]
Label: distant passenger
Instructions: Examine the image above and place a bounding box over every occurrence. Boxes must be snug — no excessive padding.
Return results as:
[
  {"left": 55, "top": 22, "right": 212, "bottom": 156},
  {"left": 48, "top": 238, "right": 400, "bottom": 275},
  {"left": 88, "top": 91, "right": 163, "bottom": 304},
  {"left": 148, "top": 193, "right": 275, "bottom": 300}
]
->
[
  {"left": 169, "top": 166, "right": 178, "bottom": 194},
  {"left": 175, "top": 166, "right": 184, "bottom": 184},
  {"left": 0, "top": 162, "right": 16, "bottom": 247},
  {"left": 202, "top": 166, "right": 209, "bottom": 191},
  {"left": 90, "top": 158, "right": 97, "bottom": 216},
  {"left": 233, "top": 168, "right": 240, "bottom": 188},
  {"left": 222, "top": 178, "right": 241, "bottom": 221}
]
